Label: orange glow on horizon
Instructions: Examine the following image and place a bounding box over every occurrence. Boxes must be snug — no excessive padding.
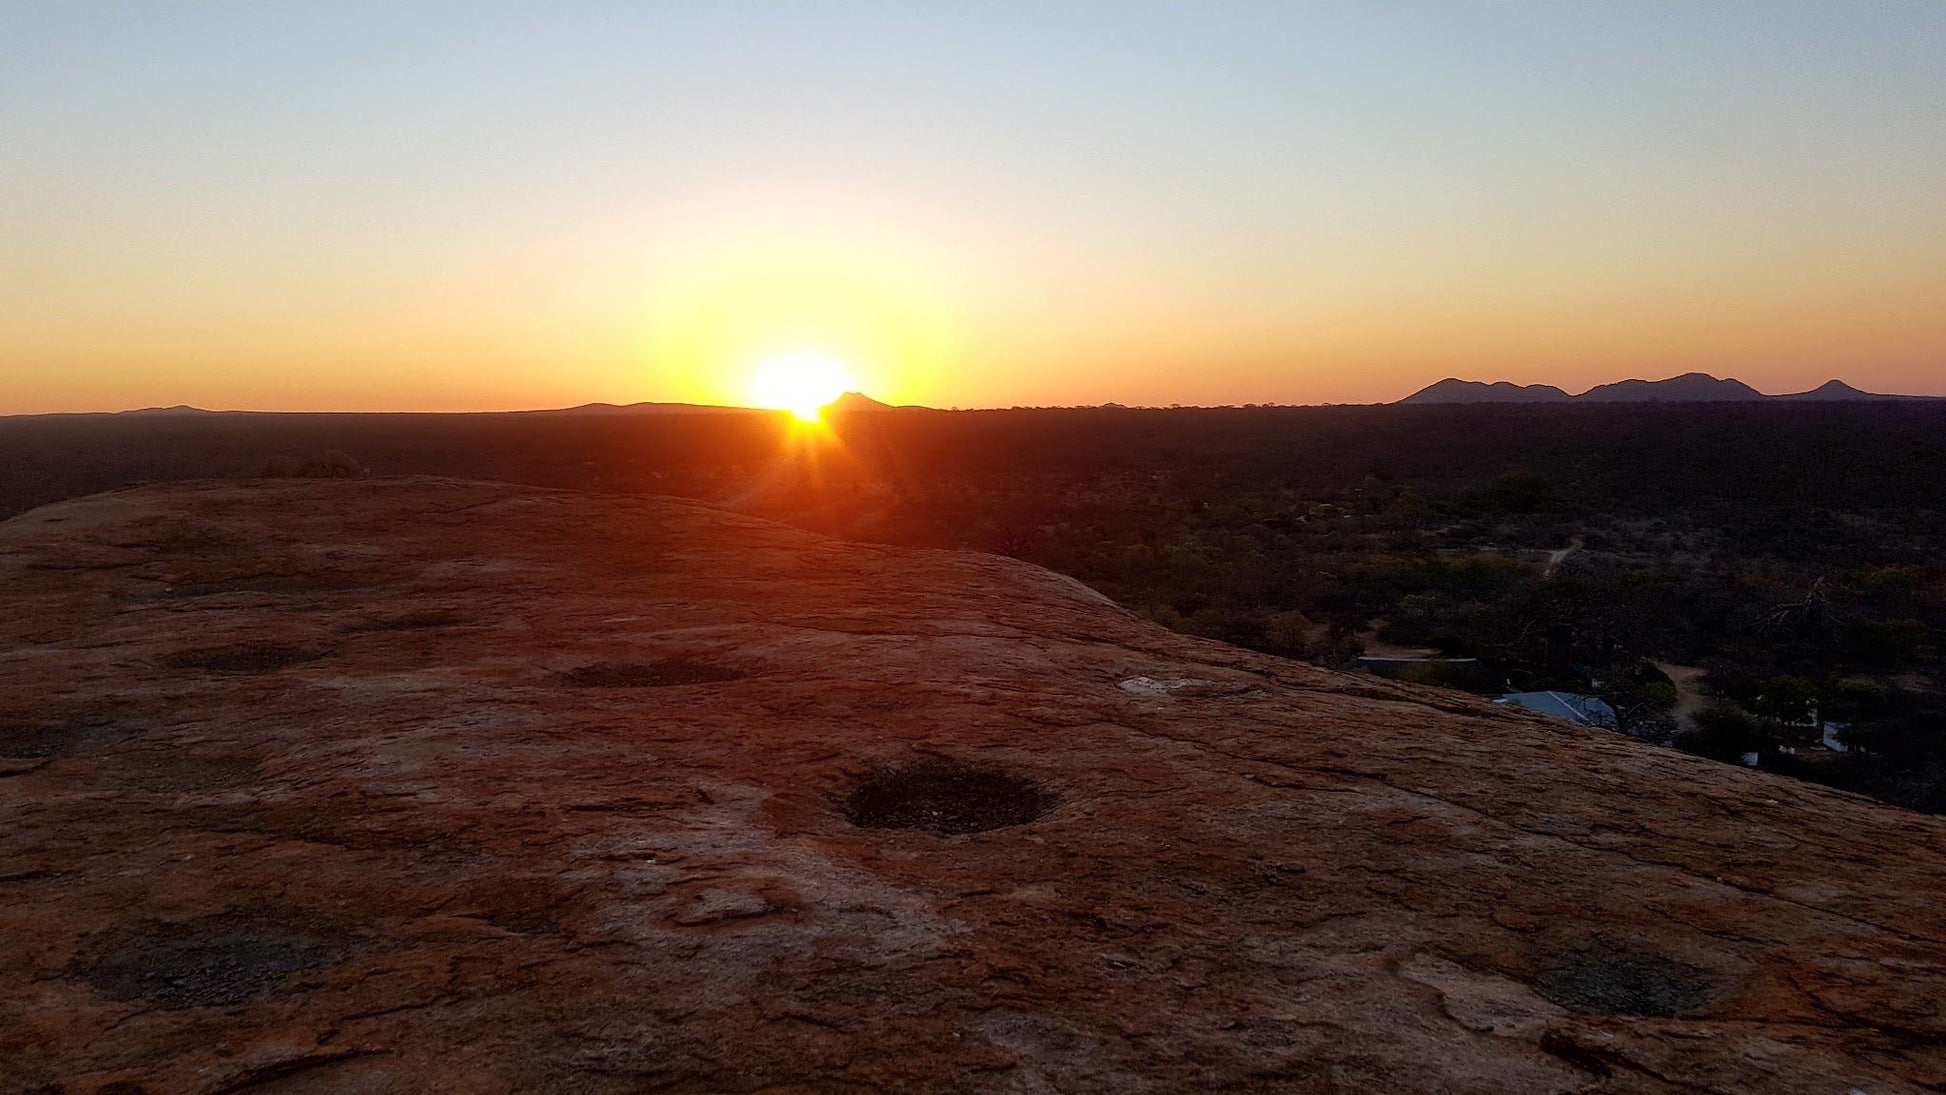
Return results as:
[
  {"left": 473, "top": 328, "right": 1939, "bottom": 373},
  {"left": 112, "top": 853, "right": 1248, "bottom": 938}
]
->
[
  {"left": 6, "top": 7, "right": 1946, "bottom": 414},
  {"left": 748, "top": 353, "right": 852, "bottom": 421}
]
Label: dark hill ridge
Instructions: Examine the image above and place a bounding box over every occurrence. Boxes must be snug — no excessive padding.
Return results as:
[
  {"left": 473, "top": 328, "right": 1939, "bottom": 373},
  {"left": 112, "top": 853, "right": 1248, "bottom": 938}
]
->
[
  {"left": 7, "top": 393, "right": 904, "bottom": 421},
  {"left": 1401, "top": 372, "right": 1926, "bottom": 404},
  {"left": 119, "top": 404, "right": 214, "bottom": 417},
  {"left": 3, "top": 477, "right": 1945, "bottom": 1092},
  {"left": 550, "top": 401, "right": 758, "bottom": 416},
  {"left": 1397, "top": 379, "right": 1571, "bottom": 405},
  {"left": 825, "top": 390, "right": 902, "bottom": 413},
  {"left": 1578, "top": 372, "right": 1765, "bottom": 403},
  {"left": 1776, "top": 379, "right": 1904, "bottom": 402},
  {"left": 552, "top": 392, "right": 906, "bottom": 416}
]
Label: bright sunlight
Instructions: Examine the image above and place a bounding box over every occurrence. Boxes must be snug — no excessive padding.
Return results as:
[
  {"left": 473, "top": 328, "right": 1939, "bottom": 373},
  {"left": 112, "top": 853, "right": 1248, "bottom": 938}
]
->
[{"left": 749, "top": 353, "right": 853, "bottom": 421}]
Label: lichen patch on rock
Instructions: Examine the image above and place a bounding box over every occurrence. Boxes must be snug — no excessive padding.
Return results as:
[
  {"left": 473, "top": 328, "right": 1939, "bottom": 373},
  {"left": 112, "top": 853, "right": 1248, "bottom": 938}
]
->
[
  {"left": 0, "top": 718, "right": 142, "bottom": 759},
  {"left": 843, "top": 761, "right": 1058, "bottom": 834},
  {"left": 555, "top": 659, "right": 746, "bottom": 688},
  {"left": 1531, "top": 940, "right": 1718, "bottom": 1019},
  {"left": 69, "top": 913, "right": 348, "bottom": 1009},
  {"left": 161, "top": 641, "right": 324, "bottom": 674}
]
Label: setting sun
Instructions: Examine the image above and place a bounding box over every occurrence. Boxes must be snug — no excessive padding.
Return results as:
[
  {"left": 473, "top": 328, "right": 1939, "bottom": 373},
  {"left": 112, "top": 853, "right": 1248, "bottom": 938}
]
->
[{"left": 749, "top": 353, "right": 853, "bottom": 421}]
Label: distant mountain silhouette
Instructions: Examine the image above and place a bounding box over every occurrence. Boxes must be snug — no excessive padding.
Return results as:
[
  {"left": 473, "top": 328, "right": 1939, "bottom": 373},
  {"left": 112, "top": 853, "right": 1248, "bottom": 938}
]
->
[
  {"left": 1399, "top": 372, "right": 1924, "bottom": 405},
  {"left": 1577, "top": 372, "right": 1765, "bottom": 403},
  {"left": 119, "top": 405, "right": 214, "bottom": 416},
  {"left": 551, "top": 401, "right": 754, "bottom": 416},
  {"left": 825, "top": 392, "right": 907, "bottom": 413},
  {"left": 1399, "top": 379, "right": 1571, "bottom": 405},
  {"left": 1776, "top": 380, "right": 1902, "bottom": 402},
  {"left": 549, "top": 392, "right": 907, "bottom": 416}
]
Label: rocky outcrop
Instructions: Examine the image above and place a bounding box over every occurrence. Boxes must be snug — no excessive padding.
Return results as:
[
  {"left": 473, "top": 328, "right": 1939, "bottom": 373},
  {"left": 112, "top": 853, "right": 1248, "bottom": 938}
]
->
[{"left": 3, "top": 478, "right": 1944, "bottom": 1093}]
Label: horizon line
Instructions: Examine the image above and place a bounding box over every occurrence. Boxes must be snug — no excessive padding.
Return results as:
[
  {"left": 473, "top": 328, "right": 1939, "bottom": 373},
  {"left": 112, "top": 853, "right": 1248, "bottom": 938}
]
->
[{"left": 6, "top": 371, "right": 1946, "bottom": 419}]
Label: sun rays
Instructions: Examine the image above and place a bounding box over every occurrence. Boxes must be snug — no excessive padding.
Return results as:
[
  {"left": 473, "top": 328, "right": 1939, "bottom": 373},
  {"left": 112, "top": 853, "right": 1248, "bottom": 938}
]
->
[{"left": 749, "top": 353, "right": 853, "bottom": 421}]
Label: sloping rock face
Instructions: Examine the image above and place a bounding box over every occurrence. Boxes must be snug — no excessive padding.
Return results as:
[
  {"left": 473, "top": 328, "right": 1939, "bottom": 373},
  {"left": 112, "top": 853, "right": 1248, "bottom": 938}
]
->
[{"left": 3, "top": 479, "right": 1944, "bottom": 1094}]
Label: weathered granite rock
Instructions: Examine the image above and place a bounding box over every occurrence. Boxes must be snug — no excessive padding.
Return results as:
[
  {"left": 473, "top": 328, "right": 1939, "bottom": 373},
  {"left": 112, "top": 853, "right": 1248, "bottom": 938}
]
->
[{"left": 2, "top": 478, "right": 1943, "bottom": 1093}]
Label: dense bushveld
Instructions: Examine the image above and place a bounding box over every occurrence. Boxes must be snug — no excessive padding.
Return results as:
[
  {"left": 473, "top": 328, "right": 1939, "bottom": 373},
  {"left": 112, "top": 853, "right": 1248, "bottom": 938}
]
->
[{"left": 6, "top": 402, "right": 1944, "bottom": 810}]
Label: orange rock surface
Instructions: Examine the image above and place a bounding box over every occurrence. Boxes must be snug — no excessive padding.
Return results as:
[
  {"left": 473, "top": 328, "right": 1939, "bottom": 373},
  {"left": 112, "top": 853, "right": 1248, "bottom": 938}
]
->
[{"left": 3, "top": 478, "right": 1944, "bottom": 1093}]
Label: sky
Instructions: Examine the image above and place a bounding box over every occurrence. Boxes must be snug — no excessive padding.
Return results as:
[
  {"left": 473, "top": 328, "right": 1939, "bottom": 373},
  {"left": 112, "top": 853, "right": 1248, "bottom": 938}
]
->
[{"left": 3, "top": 1, "right": 1944, "bottom": 413}]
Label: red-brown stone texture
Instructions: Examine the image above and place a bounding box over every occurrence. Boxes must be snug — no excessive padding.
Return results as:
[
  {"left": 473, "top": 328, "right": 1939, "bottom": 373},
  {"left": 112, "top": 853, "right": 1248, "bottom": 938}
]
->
[{"left": 3, "top": 478, "right": 1944, "bottom": 1093}]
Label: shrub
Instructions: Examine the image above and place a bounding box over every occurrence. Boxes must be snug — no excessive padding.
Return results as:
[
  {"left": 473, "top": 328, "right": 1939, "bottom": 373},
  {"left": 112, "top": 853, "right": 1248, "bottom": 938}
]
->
[
  {"left": 1675, "top": 704, "right": 1764, "bottom": 763},
  {"left": 297, "top": 450, "right": 366, "bottom": 479}
]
